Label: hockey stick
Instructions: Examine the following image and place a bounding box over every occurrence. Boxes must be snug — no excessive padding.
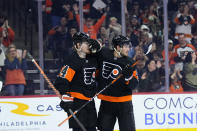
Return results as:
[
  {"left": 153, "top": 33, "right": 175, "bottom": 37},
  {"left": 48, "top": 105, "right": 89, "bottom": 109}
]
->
[
  {"left": 69, "top": 109, "right": 87, "bottom": 131},
  {"left": 27, "top": 52, "right": 73, "bottom": 101},
  {"left": 58, "top": 70, "right": 125, "bottom": 127},
  {"left": 58, "top": 44, "right": 152, "bottom": 127}
]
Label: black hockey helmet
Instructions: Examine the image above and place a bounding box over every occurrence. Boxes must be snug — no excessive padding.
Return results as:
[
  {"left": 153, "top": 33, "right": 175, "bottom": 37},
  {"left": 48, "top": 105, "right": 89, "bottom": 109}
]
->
[
  {"left": 72, "top": 32, "right": 90, "bottom": 45},
  {"left": 112, "top": 35, "right": 131, "bottom": 48}
]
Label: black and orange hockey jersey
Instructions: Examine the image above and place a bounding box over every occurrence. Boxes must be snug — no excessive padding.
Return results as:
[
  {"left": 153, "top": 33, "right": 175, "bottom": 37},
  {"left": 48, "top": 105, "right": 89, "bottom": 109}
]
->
[
  {"left": 54, "top": 51, "right": 98, "bottom": 101},
  {"left": 97, "top": 48, "right": 139, "bottom": 102}
]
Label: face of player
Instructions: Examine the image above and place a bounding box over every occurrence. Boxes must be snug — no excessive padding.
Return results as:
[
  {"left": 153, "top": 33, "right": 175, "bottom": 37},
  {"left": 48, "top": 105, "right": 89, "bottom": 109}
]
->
[
  {"left": 80, "top": 41, "right": 91, "bottom": 54},
  {"left": 120, "top": 44, "right": 130, "bottom": 57}
]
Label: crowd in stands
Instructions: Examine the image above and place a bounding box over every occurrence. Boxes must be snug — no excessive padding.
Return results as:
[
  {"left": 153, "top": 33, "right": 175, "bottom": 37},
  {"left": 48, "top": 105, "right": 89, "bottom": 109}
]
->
[
  {"left": 1, "top": 0, "right": 197, "bottom": 96},
  {"left": 0, "top": 12, "right": 28, "bottom": 96}
]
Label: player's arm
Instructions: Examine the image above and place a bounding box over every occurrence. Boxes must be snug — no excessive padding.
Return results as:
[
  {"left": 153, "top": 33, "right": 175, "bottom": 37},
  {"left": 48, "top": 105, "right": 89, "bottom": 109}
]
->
[
  {"left": 122, "top": 62, "right": 139, "bottom": 90},
  {"left": 88, "top": 38, "right": 102, "bottom": 54},
  {"left": 54, "top": 65, "right": 76, "bottom": 95}
]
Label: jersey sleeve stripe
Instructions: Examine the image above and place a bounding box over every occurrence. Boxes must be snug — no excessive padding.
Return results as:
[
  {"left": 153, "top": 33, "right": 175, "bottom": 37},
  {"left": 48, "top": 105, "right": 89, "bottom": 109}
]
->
[
  {"left": 65, "top": 67, "right": 75, "bottom": 82},
  {"left": 59, "top": 65, "right": 76, "bottom": 82},
  {"left": 133, "top": 70, "right": 139, "bottom": 80},
  {"left": 125, "top": 70, "right": 138, "bottom": 82}
]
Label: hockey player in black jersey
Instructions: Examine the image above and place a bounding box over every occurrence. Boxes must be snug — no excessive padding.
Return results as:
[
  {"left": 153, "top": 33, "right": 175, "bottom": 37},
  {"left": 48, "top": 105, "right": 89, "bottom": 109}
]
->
[
  {"left": 54, "top": 32, "right": 98, "bottom": 131},
  {"left": 88, "top": 35, "right": 139, "bottom": 131}
]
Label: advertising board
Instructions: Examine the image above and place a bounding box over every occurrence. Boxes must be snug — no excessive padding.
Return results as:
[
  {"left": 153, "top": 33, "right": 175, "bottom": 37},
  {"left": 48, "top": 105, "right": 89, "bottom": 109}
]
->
[
  {"left": 1, "top": 93, "right": 197, "bottom": 131},
  {"left": 133, "top": 93, "right": 197, "bottom": 131}
]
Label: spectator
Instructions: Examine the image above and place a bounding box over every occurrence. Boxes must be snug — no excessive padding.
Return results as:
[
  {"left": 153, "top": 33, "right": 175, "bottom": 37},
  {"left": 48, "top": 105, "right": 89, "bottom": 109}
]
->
[
  {"left": 136, "top": 0, "right": 154, "bottom": 9},
  {"left": 105, "top": 0, "right": 121, "bottom": 23},
  {"left": 4, "top": 45, "right": 27, "bottom": 96},
  {"left": 174, "top": 4, "right": 195, "bottom": 43},
  {"left": 170, "top": 67, "right": 183, "bottom": 92},
  {"left": 140, "top": 6, "right": 150, "bottom": 25},
  {"left": 140, "top": 24, "right": 150, "bottom": 33},
  {"left": 126, "top": 15, "right": 140, "bottom": 46},
  {"left": 151, "top": 51, "right": 163, "bottom": 61},
  {"left": 126, "top": 1, "right": 142, "bottom": 18},
  {"left": 62, "top": 26, "right": 78, "bottom": 64},
  {"left": 48, "top": 16, "right": 69, "bottom": 63},
  {"left": 64, "top": 26, "right": 78, "bottom": 57},
  {"left": 132, "top": 45, "right": 148, "bottom": 61},
  {"left": 193, "top": 3, "right": 197, "bottom": 21},
  {"left": 168, "top": 19, "right": 176, "bottom": 41},
  {"left": 73, "top": 3, "right": 107, "bottom": 39},
  {"left": 173, "top": 33, "right": 196, "bottom": 71},
  {"left": 97, "top": 26, "right": 110, "bottom": 48},
  {"left": 188, "top": 0, "right": 196, "bottom": 18},
  {"left": 162, "top": 39, "right": 176, "bottom": 66},
  {"left": 148, "top": 4, "right": 161, "bottom": 37},
  {"left": 191, "top": 32, "right": 197, "bottom": 49},
  {"left": 135, "top": 59, "right": 147, "bottom": 80},
  {"left": 0, "top": 13, "right": 15, "bottom": 52},
  {"left": 62, "top": 1, "right": 74, "bottom": 21},
  {"left": 49, "top": 0, "right": 67, "bottom": 27},
  {"left": 69, "top": 26, "right": 78, "bottom": 37},
  {"left": 138, "top": 59, "right": 163, "bottom": 92},
  {"left": 182, "top": 52, "right": 197, "bottom": 91},
  {"left": 153, "top": 52, "right": 166, "bottom": 90},
  {"left": 138, "top": 31, "right": 156, "bottom": 58},
  {"left": 107, "top": 17, "right": 122, "bottom": 48},
  {"left": 133, "top": 46, "right": 148, "bottom": 79}
]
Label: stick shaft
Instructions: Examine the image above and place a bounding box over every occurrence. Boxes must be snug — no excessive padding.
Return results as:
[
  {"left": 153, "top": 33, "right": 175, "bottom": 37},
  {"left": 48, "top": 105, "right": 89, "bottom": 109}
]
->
[
  {"left": 58, "top": 111, "right": 77, "bottom": 127},
  {"left": 69, "top": 109, "right": 87, "bottom": 131},
  {"left": 31, "top": 59, "right": 73, "bottom": 100}
]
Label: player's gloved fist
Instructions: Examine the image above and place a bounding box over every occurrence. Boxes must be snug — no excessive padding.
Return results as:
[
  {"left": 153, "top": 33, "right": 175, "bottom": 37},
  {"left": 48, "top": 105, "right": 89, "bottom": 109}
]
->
[
  {"left": 88, "top": 39, "right": 101, "bottom": 53},
  {"left": 122, "top": 64, "right": 136, "bottom": 79},
  {"left": 60, "top": 100, "right": 73, "bottom": 112}
]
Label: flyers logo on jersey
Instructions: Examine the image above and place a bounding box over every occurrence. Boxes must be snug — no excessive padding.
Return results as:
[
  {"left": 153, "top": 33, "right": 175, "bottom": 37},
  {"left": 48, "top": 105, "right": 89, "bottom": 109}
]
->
[
  {"left": 84, "top": 67, "right": 96, "bottom": 85},
  {"left": 102, "top": 61, "right": 122, "bottom": 79}
]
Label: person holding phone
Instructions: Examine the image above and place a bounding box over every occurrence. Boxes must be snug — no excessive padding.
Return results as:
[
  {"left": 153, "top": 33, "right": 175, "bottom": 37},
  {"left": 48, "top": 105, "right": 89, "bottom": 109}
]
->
[{"left": 4, "top": 44, "right": 27, "bottom": 96}]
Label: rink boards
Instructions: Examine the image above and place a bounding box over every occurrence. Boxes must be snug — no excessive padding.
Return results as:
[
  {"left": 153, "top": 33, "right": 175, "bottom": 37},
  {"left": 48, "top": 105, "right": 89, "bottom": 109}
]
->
[
  {"left": 0, "top": 92, "right": 197, "bottom": 131},
  {"left": 133, "top": 92, "right": 197, "bottom": 131}
]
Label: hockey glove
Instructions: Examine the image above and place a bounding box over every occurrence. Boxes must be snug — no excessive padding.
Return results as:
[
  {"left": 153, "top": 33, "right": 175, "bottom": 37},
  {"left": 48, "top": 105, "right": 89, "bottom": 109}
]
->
[
  {"left": 88, "top": 39, "right": 101, "bottom": 53},
  {"left": 60, "top": 100, "right": 73, "bottom": 113},
  {"left": 54, "top": 77, "right": 70, "bottom": 95},
  {"left": 122, "top": 64, "right": 136, "bottom": 80}
]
